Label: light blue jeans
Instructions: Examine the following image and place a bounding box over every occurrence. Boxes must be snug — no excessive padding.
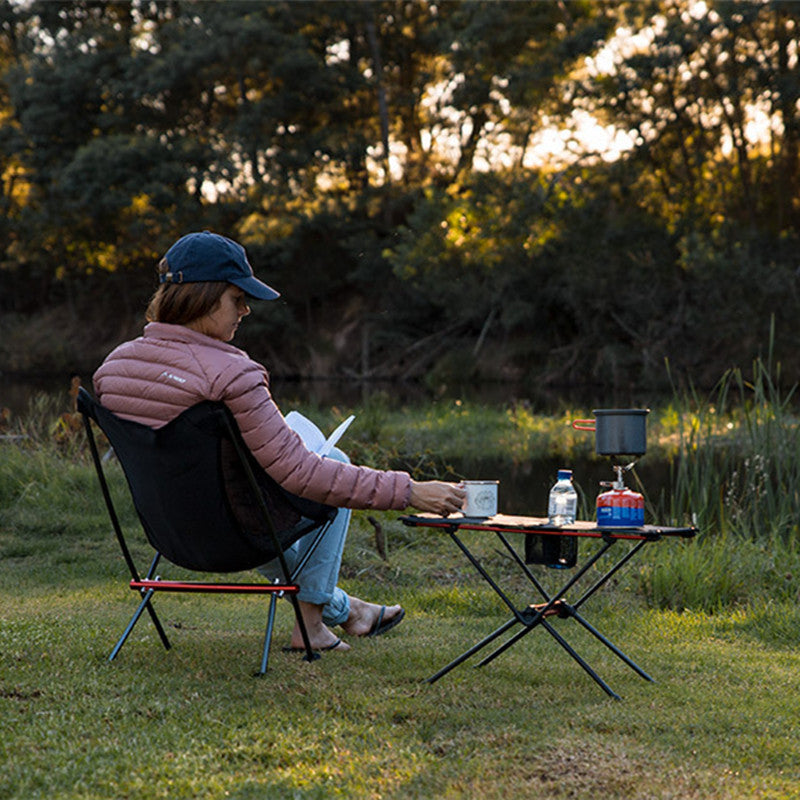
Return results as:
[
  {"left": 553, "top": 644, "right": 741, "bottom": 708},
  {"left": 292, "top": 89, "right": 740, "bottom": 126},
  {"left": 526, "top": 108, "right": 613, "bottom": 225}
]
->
[{"left": 255, "top": 447, "right": 352, "bottom": 627}]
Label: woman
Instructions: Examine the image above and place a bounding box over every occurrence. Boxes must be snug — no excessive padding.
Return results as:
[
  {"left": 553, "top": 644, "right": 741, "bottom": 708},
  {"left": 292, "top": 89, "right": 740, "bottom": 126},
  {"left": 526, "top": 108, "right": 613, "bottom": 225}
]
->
[{"left": 94, "top": 231, "right": 465, "bottom": 653}]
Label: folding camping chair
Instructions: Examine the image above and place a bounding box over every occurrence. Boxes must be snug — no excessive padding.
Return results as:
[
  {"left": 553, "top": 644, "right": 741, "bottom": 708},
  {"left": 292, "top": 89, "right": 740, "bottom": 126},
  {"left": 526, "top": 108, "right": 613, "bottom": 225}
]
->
[{"left": 77, "top": 387, "right": 337, "bottom": 674}]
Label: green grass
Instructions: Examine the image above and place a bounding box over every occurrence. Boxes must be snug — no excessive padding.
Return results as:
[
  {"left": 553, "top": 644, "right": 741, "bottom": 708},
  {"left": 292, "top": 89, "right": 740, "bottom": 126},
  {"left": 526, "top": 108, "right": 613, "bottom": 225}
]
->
[
  {"left": 3, "top": 441, "right": 800, "bottom": 799},
  {"left": 5, "top": 361, "right": 800, "bottom": 798},
  {"left": 3, "top": 521, "right": 800, "bottom": 799}
]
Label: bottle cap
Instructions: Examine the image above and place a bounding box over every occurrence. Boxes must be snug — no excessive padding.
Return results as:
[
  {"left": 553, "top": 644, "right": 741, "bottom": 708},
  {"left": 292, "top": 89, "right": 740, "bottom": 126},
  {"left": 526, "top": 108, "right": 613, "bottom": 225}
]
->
[{"left": 557, "top": 469, "right": 573, "bottom": 480}]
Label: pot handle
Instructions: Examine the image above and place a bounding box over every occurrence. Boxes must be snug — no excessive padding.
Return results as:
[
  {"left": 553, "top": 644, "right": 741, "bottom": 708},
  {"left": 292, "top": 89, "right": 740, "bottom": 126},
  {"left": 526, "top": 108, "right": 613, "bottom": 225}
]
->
[{"left": 572, "top": 419, "right": 595, "bottom": 431}]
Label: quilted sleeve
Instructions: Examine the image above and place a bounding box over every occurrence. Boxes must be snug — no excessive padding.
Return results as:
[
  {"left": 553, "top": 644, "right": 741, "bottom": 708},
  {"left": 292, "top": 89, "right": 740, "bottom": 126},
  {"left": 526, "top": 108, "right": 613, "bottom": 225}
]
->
[{"left": 218, "top": 362, "right": 412, "bottom": 510}]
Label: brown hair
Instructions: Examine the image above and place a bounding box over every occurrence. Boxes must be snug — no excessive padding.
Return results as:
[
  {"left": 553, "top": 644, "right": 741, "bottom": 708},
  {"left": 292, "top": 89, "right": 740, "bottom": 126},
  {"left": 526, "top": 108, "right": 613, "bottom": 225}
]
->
[{"left": 145, "top": 258, "right": 229, "bottom": 324}]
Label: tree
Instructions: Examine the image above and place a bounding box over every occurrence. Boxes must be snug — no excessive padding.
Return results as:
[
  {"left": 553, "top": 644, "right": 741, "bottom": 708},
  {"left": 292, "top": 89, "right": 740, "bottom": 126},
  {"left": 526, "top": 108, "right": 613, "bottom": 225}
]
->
[
  {"left": 568, "top": 0, "right": 800, "bottom": 381},
  {"left": 577, "top": 0, "right": 800, "bottom": 233},
  {"left": 2, "top": 0, "right": 800, "bottom": 387}
]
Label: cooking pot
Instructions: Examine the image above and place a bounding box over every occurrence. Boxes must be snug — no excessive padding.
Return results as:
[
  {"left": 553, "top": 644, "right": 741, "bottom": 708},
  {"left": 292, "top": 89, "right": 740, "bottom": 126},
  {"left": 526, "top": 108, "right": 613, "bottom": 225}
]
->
[{"left": 572, "top": 408, "right": 649, "bottom": 456}]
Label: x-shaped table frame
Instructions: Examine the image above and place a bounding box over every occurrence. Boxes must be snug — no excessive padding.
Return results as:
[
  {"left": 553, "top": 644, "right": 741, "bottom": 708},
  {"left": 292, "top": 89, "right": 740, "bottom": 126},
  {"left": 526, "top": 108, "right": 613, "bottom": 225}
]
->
[{"left": 401, "top": 514, "right": 696, "bottom": 700}]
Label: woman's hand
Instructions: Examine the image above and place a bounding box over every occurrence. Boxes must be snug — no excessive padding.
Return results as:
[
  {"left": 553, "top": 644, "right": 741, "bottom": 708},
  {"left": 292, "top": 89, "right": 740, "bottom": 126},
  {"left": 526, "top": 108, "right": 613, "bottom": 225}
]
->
[{"left": 409, "top": 480, "right": 466, "bottom": 516}]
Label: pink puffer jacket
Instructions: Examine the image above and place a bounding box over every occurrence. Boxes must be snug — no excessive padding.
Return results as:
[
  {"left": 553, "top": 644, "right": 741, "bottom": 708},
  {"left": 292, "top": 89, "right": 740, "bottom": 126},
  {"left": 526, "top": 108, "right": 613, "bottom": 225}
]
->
[{"left": 93, "top": 322, "right": 412, "bottom": 510}]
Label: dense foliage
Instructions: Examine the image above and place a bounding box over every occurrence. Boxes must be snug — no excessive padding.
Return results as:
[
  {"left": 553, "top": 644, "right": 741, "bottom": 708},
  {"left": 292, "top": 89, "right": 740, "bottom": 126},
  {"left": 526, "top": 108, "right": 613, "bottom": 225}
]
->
[{"left": 2, "top": 0, "right": 800, "bottom": 390}]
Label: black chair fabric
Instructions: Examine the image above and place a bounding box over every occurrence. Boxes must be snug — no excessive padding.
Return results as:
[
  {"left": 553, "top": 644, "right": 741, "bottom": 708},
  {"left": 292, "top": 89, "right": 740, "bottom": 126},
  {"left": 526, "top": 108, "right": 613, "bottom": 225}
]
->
[
  {"left": 78, "top": 389, "right": 335, "bottom": 573},
  {"left": 78, "top": 387, "right": 340, "bottom": 670}
]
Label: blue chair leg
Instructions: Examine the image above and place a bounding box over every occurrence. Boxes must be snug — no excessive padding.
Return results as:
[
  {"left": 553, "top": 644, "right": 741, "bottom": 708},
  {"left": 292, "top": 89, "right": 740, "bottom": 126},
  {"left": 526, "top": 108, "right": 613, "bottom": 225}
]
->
[
  {"left": 259, "top": 594, "right": 279, "bottom": 674},
  {"left": 110, "top": 588, "right": 160, "bottom": 661}
]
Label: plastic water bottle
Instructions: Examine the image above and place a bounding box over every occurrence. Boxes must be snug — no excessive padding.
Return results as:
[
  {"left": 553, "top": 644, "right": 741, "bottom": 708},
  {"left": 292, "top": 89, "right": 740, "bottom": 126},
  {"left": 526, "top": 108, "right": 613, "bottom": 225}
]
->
[{"left": 548, "top": 469, "right": 578, "bottom": 526}]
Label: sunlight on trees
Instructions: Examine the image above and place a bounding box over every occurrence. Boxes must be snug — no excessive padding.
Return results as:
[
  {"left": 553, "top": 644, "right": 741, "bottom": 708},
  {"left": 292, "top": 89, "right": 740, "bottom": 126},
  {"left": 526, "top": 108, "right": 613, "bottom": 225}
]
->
[{"left": 1, "top": 0, "right": 800, "bottom": 389}]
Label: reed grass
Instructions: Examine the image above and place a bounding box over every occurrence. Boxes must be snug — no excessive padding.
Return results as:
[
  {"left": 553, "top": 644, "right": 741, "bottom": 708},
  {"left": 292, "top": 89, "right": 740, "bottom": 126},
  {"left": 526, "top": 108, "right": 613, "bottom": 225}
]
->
[{"left": 654, "top": 349, "right": 800, "bottom": 535}]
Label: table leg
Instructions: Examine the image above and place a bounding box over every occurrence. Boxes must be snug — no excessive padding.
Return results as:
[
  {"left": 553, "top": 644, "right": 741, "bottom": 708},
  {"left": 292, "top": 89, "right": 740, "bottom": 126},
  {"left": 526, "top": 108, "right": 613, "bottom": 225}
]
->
[
  {"left": 479, "top": 536, "right": 653, "bottom": 697},
  {"left": 538, "top": 618, "right": 622, "bottom": 700},
  {"left": 567, "top": 607, "right": 654, "bottom": 682},
  {"left": 448, "top": 530, "right": 529, "bottom": 624},
  {"left": 430, "top": 527, "right": 653, "bottom": 699},
  {"left": 494, "top": 531, "right": 550, "bottom": 602},
  {"left": 473, "top": 602, "right": 563, "bottom": 667},
  {"left": 571, "top": 539, "right": 648, "bottom": 612},
  {"left": 476, "top": 536, "right": 617, "bottom": 669},
  {"left": 426, "top": 617, "right": 518, "bottom": 684},
  {"left": 471, "top": 611, "right": 622, "bottom": 699}
]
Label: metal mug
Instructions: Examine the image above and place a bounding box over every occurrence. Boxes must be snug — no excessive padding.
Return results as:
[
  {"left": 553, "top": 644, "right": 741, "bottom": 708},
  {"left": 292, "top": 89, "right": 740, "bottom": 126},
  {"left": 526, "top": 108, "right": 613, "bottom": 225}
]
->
[{"left": 461, "top": 480, "right": 499, "bottom": 517}]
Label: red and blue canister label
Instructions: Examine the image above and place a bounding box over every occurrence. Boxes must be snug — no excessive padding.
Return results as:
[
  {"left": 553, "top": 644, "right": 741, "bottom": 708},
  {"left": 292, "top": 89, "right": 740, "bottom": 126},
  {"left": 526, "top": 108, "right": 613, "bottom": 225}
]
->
[{"left": 596, "top": 488, "right": 644, "bottom": 528}]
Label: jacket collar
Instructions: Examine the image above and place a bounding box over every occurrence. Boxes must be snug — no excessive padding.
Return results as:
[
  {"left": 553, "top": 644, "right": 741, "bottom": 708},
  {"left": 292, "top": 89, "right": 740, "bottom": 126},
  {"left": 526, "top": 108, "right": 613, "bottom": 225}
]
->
[{"left": 143, "top": 322, "right": 249, "bottom": 357}]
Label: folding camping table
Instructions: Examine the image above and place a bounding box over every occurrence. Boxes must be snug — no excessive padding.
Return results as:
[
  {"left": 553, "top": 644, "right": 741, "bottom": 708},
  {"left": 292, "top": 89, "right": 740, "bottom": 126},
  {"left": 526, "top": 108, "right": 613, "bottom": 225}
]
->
[{"left": 401, "top": 513, "right": 696, "bottom": 700}]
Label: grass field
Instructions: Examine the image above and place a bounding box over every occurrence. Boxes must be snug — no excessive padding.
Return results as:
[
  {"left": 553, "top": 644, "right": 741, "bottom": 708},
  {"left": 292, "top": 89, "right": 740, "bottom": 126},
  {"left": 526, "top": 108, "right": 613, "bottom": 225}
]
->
[
  {"left": 3, "top": 371, "right": 800, "bottom": 799},
  {"left": 2, "top": 490, "right": 800, "bottom": 799}
]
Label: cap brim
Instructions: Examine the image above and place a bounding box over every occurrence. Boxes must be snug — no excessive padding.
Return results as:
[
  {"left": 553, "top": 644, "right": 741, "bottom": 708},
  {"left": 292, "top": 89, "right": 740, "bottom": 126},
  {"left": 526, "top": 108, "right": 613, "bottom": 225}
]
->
[{"left": 232, "top": 276, "right": 280, "bottom": 301}]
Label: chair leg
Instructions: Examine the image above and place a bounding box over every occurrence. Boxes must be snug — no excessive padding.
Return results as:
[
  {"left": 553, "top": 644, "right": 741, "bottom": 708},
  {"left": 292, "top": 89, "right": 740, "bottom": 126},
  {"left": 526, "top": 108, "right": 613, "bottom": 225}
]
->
[
  {"left": 109, "top": 588, "right": 171, "bottom": 661},
  {"left": 257, "top": 520, "right": 334, "bottom": 670},
  {"left": 145, "top": 601, "right": 172, "bottom": 652},
  {"left": 259, "top": 594, "right": 279, "bottom": 674}
]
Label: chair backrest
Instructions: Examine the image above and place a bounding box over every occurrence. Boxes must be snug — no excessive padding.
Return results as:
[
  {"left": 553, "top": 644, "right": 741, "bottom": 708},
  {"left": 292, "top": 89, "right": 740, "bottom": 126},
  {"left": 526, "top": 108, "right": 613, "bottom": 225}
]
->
[{"left": 78, "top": 388, "right": 333, "bottom": 573}]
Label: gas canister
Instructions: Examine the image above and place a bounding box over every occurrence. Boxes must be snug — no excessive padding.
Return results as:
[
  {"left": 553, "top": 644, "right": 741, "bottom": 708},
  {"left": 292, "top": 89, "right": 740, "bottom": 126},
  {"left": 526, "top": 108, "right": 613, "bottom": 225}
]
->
[
  {"left": 596, "top": 463, "right": 644, "bottom": 528},
  {"left": 596, "top": 487, "right": 644, "bottom": 527}
]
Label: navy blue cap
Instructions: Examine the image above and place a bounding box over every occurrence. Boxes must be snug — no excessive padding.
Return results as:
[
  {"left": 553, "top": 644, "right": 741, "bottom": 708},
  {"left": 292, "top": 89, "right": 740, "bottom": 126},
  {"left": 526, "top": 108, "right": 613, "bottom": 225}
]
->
[{"left": 161, "top": 231, "right": 279, "bottom": 300}]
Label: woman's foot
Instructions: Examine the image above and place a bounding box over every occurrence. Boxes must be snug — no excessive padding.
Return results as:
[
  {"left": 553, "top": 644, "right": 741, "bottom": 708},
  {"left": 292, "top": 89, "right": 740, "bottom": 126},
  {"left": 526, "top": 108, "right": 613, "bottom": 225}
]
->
[
  {"left": 287, "top": 623, "right": 350, "bottom": 652},
  {"left": 289, "top": 602, "right": 351, "bottom": 651},
  {"left": 341, "top": 597, "right": 405, "bottom": 638}
]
